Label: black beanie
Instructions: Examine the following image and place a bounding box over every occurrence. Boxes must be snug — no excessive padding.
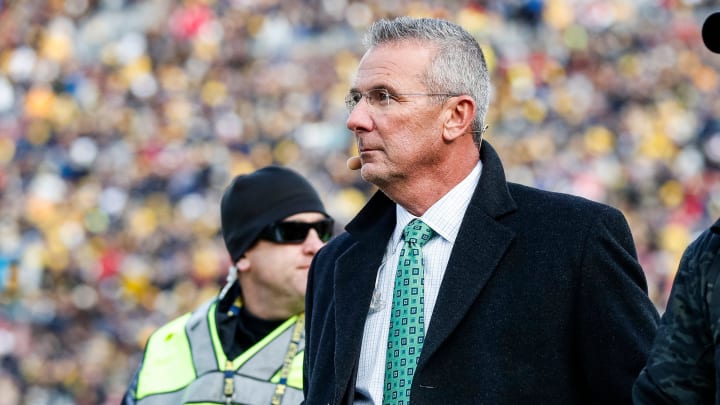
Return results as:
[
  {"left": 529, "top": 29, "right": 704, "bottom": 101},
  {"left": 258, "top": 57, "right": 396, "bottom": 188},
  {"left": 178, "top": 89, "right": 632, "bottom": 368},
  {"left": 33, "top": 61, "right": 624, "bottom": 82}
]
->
[{"left": 221, "top": 165, "right": 329, "bottom": 263}]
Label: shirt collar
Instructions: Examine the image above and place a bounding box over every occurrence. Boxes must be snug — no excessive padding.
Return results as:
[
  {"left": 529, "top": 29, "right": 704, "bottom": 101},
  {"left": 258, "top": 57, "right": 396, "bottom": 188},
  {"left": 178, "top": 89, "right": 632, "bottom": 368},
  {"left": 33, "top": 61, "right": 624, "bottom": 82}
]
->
[{"left": 393, "top": 161, "right": 482, "bottom": 246}]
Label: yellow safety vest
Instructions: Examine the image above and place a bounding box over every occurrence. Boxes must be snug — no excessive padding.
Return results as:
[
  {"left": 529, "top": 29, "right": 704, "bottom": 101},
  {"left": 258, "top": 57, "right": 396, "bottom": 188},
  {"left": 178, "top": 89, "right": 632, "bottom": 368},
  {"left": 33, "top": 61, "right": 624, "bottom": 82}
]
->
[{"left": 133, "top": 299, "right": 304, "bottom": 404}]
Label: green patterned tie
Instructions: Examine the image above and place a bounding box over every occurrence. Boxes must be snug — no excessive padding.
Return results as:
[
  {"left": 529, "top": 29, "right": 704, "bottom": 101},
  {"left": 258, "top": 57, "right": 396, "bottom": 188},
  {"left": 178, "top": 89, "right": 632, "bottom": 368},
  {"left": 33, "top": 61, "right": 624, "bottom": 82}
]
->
[{"left": 383, "top": 219, "right": 435, "bottom": 405}]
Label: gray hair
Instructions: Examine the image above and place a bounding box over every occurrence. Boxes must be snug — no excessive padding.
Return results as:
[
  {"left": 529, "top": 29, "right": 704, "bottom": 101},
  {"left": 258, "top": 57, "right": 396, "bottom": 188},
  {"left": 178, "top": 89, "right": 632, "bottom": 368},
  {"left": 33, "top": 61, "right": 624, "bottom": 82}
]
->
[{"left": 364, "top": 17, "right": 491, "bottom": 148}]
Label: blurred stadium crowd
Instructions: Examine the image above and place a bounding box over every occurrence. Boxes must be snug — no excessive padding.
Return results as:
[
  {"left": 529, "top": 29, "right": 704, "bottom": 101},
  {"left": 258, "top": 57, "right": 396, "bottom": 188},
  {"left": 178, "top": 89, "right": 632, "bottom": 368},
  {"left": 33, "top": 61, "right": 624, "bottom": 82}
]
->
[{"left": 1, "top": 0, "right": 720, "bottom": 403}]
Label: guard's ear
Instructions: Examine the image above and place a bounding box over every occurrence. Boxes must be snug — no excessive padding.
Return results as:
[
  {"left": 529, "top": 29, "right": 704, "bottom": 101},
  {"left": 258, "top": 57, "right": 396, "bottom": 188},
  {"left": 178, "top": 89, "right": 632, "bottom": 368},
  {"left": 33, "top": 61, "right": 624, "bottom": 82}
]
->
[
  {"left": 236, "top": 257, "right": 251, "bottom": 272},
  {"left": 442, "top": 95, "right": 475, "bottom": 142}
]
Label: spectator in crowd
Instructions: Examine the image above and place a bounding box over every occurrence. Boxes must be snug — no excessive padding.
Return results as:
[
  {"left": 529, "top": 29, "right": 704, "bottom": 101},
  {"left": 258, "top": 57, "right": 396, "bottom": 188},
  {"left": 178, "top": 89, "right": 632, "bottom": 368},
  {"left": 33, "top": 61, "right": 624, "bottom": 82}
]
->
[
  {"left": 633, "top": 218, "right": 720, "bottom": 403},
  {"left": 123, "top": 166, "right": 333, "bottom": 404},
  {"left": 303, "top": 16, "right": 659, "bottom": 404}
]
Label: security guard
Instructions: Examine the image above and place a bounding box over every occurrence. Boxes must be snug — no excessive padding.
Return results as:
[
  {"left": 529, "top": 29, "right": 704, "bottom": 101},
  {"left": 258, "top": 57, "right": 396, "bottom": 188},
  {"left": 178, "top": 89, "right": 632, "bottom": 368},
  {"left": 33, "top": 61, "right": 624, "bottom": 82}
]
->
[{"left": 123, "top": 166, "right": 334, "bottom": 404}]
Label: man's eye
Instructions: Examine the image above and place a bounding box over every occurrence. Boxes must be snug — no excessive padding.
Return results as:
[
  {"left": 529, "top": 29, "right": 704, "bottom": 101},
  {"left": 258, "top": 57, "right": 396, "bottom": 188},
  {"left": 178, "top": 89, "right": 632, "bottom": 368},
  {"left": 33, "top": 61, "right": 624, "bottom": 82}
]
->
[{"left": 369, "top": 89, "right": 392, "bottom": 104}]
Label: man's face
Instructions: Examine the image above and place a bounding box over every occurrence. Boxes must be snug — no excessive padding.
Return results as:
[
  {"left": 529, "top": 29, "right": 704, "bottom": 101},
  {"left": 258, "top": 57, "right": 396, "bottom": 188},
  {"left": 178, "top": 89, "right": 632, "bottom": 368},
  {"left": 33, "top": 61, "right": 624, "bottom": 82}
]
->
[
  {"left": 346, "top": 41, "right": 449, "bottom": 189},
  {"left": 241, "top": 212, "right": 329, "bottom": 317}
]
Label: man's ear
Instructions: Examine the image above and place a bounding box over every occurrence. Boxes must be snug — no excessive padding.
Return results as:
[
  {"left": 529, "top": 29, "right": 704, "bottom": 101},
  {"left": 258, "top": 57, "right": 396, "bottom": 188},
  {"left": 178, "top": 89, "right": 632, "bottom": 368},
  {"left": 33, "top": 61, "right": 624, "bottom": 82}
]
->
[
  {"left": 236, "top": 257, "right": 251, "bottom": 272},
  {"left": 442, "top": 95, "right": 475, "bottom": 142}
]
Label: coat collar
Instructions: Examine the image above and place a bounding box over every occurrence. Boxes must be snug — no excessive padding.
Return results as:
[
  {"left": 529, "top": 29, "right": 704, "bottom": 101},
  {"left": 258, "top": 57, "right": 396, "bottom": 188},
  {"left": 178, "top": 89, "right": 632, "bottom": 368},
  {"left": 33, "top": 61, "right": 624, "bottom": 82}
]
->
[{"left": 345, "top": 141, "right": 516, "bottom": 235}]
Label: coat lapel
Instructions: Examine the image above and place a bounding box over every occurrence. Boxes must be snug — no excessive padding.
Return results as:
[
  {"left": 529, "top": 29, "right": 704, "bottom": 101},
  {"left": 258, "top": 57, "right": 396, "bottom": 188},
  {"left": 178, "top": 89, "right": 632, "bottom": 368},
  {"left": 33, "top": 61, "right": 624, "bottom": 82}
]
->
[
  {"left": 420, "top": 142, "right": 517, "bottom": 365},
  {"left": 420, "top": 206, "right": 514, "bottom": 363},
  {"left": 333, "top": 193, "right": 396, "bottom": 401}
]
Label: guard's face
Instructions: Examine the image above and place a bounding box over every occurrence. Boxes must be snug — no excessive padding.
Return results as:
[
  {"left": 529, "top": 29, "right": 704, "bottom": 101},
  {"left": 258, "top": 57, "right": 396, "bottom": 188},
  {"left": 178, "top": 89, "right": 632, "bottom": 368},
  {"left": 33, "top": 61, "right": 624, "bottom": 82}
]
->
[{"left": 241, "top": 212, "right": 328, "bottom": 317}]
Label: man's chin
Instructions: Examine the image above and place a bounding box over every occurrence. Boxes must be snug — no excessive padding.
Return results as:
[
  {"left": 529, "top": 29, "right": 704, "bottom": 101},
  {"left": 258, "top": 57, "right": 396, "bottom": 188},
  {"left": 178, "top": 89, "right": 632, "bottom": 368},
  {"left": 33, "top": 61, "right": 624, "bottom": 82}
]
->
[
  {"left": 359, "top": 162, "right": 378, "bottom": 180},
  {"left": 360, "top": 164, "right": 391, "bottom": 188}
]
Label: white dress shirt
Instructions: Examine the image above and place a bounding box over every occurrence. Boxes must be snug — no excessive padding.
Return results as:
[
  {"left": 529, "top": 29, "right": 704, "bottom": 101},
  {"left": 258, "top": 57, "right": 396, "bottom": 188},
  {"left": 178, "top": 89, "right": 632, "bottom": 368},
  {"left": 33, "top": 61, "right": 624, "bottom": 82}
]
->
[{"left": 354, "top": 162, "right": 482, "bottom": 404}]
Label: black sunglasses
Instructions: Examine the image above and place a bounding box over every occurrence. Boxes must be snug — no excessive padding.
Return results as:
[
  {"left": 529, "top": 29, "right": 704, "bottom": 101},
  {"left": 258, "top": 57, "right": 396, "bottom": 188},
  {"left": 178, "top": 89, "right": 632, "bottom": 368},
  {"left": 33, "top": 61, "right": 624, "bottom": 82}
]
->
[{"left": 258, "top": 218, "right": 334, "bottom": 244}]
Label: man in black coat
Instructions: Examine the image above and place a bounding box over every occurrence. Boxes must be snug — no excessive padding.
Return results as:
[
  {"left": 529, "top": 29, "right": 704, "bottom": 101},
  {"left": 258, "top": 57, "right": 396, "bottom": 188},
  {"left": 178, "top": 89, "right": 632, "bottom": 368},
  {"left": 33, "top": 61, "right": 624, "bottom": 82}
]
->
[
  {"left": 633, "top": 218, "right": 720, "bottom": 404},
  {"left": 303, "top": 16, "right": 659, "bottom": 405}
]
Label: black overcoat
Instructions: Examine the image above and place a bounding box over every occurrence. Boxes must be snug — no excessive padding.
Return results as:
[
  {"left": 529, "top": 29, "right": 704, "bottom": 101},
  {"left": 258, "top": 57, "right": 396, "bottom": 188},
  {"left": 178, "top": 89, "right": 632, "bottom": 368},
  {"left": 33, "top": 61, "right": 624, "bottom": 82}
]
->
[{"left": 304, "top": 142, "right": 659, "bottom": 404}]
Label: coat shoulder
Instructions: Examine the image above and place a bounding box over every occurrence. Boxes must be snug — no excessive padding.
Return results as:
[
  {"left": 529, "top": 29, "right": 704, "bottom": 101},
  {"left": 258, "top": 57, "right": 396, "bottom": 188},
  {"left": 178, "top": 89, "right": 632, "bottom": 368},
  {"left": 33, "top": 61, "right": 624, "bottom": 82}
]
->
[{"left": 506, "top": 182, "right": 626, "bottom": 224}]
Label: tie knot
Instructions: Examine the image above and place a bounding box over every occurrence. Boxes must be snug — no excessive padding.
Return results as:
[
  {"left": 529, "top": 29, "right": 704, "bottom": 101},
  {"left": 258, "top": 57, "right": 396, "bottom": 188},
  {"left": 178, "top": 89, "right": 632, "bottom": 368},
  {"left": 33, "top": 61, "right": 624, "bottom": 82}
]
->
[{"left": 402, "top": 219, "right": 435, "bottom": 248}]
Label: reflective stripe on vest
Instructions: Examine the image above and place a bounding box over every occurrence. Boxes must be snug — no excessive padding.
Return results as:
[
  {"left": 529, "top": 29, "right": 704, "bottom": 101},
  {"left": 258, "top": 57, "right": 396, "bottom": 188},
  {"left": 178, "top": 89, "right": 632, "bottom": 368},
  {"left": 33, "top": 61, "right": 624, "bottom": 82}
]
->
[
  {"left": 135, "top": 299, "right": 304, "bottom": 404},
  {"left": 137, "top": 370, "right": 304, "bottom": 405}
]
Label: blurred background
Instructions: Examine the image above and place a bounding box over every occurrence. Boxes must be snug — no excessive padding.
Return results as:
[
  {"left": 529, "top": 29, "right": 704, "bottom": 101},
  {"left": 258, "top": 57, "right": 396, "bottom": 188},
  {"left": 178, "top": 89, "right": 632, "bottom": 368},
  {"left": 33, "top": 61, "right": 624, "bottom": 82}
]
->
[{"left": 1, "top": 0, "right": 720, "bottom": 403}]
